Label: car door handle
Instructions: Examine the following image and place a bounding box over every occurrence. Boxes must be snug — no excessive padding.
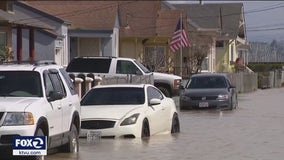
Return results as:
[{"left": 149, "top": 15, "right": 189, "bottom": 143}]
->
[
  {"left": 58, "top": 106, "right": 62, "bottom": 110},
  {"left": 68, "top": 103, "right": 72, "bottom": 107}
]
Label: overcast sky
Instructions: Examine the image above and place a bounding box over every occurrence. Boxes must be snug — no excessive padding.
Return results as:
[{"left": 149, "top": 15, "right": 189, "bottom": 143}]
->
[{"left": 168, "top": 1, "right": 284, "bottom": 43}]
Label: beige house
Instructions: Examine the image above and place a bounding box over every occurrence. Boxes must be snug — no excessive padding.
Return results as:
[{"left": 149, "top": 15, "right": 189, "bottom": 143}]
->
[{"left": 174, "top": 3, "right": 248, "bottom": 73}]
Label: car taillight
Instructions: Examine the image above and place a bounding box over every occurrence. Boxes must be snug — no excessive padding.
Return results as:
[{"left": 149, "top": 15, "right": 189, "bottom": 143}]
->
[{"left": 174, "top": 79, "right": 181, "bottom": 89}]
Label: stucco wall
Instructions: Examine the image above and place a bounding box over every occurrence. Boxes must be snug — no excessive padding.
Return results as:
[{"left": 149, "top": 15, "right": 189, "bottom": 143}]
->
[
  {"left": 120, "top": 39, "right": 143, "bottom": 61},
  {"left": 78, "top": 38, "right": 100, "bottom": 56},
  {"left": 12, "top": 29, "right": 55, "bottom": 61}
]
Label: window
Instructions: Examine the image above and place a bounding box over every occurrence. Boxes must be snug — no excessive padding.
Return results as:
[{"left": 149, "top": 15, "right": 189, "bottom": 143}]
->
[
  {"left": 66, "top": 58, "right": 111, "bottom": 73},
  {"left": 44, "top": 72, "right": 54, "bottom": 97},
  {"left": 0, "top": 71, "right": 42, "bottom": 97},
  {"left": 59, "top": 68, "right": 77, "bottom": 95},
  {"left": 144, "top": 46, "right": 166, "bottom": 70},
  {"left": 0, "top": 32, "right": 7, "bottom": 48},
  {"left": 7, "top": 1, "right": 14, "bottom": 12},
  {"left": 44, "top": 70, "right": 66, "bottom": 97},
  {"left": 216, "top": 40, "right": 224, "bottom": 48},
  {"left": 230, "top": 44, "right": 234, "bottom": 62},
  {"left": 201, "top": 57, "right": 209, "bottom": 71},
  {"left": 147, "top": 86, "right": 163, "bottom": 102},
  {"left": 81, "top": 87, "right": 145, "bottom": 105},
  {"left": 116, "top": 60, "right": 141, "bottom": 74}
]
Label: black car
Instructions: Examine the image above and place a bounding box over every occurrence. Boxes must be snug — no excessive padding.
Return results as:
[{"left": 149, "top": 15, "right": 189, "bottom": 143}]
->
[{"left": 179, "top": 73, "right": 238, "bottom": 110}]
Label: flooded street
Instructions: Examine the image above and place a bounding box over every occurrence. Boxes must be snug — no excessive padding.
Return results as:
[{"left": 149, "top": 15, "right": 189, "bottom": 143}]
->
[{"left": 47, "top": 88, "right": 284, "bottom": 160}]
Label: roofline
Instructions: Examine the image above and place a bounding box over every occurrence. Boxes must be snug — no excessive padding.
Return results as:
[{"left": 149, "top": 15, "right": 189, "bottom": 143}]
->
[
  {"left": 15, "top": 1, "right": 68, "bottom": 24},
  {"left": 161, "top": 1, "right": 177, "bottom": 10}
]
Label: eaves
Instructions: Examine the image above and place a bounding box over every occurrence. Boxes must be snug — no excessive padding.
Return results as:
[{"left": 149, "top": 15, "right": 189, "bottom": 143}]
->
[
  {"left": 16, "top": 1, "right": 68, "bottom": 24},
  {"left": 69, "top": 30, "right": 113, "bottom": 38}
]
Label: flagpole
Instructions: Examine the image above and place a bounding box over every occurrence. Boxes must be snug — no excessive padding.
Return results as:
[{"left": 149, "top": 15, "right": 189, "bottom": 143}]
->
[{"left": 180, "top": 13, "right": 183, "bottom": 78}]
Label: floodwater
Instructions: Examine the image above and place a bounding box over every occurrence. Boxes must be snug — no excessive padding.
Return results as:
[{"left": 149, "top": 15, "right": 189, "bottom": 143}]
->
[{"left": 47, "top": 88, "right": 284, "bottom": 160}]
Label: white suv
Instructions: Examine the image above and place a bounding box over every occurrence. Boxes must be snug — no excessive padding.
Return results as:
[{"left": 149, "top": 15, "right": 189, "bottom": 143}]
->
[{"left": 0, "top": 61, "right": 81, "bottom": 158}]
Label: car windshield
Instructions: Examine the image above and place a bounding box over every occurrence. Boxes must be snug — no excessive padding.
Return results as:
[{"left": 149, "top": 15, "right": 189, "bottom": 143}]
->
[
  {"left": 186, "top": 76, "right": 227, "bottom": 89},
  {"left": 0, "top": 71, "right": 43, "bottom": 97},
  {"left": 134, "top": 60, "right": 151, "bottom": 73},
  {"left": 81, "top": 87, "right": 145, "bottom": 105}
]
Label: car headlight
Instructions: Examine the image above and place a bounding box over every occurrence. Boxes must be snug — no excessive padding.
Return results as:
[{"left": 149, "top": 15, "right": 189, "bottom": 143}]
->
[
  {"left": 120, "top": 113, "right": 140, "bottom": 126},
  {"left": 3, "top": 112, "right": 34, "bottom": 126},
  {"left": 217, "top": 94, "right": 229, "bottom": 100}
]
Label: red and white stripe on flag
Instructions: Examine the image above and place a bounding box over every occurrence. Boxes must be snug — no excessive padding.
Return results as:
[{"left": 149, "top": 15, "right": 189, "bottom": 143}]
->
[{"left": 169, "top": 18, "right": 191, "bottom": 53}]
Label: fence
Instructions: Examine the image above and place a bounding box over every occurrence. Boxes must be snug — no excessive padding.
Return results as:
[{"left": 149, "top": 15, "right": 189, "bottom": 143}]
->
[
  {"left": 69, "top": 73, "right": 154, "bottom": 98},
  {"left": 226, "top": 72, "right": 258, "bottom": 93},
  {"left": 257, "top": 70, "right": 284, "bottom": 89}
]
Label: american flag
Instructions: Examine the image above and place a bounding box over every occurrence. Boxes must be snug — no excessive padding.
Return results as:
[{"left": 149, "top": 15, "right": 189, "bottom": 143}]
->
[{"left": 169, "top": 18, "right": 191, "bottom": 53}]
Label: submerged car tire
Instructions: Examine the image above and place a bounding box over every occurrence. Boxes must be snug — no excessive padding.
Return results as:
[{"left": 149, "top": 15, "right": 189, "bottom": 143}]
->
[
  {"left": 32, "top": 128, "right": 45, "bottom": 160},
  {"left": 171, "top": 113, "right": 180, "bottom": 133},
  {"left": 62, "top": 124, "right": 79, "bottom": 153},
  {"left": 141, "top": 119, "right": 150, "bottom": 138}
]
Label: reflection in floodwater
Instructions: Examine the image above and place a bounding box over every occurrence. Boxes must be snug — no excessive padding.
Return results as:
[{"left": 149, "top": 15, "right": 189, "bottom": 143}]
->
[{"left": 47, "top": 89, "right": 284, "bottom": 160}]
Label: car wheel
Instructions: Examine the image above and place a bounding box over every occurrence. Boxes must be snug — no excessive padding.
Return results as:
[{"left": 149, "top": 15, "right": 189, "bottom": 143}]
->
[
  {"left": 62, "top": 124, "right": 79, "bottom": 153},
  {"left": 32, "top": 128, "right": 45, "bottom": 160},
  {"left": 171, "top": 113, "right": 180, "bottom": 133},
  {"left": 158, "top": 86, "right": 170, "bottom": 97},
  {"left": 141, "top": 119, "right": 150, "bottom": 138}
]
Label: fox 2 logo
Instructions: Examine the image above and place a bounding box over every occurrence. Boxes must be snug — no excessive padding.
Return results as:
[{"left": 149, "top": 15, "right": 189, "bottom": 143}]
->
[{"left": 13, "top": 136, "right": 46, "bottom": 150}]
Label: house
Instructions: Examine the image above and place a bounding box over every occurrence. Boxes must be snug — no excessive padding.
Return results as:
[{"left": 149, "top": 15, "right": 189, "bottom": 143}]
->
[
  {"left": 19, "top": 1, "right": 186, "bottom": 74},
  {"left": 11, "top": 1, "right": 70, "bottom": 66},
  {"left": 0, "top": 1, "right": 54, "bottom": 62},
  {"left": 2, "top": 1, "right": 248, "bottom": 76},
  {"left": 173, "top": 3, "right": 248, "bottom": 73}
]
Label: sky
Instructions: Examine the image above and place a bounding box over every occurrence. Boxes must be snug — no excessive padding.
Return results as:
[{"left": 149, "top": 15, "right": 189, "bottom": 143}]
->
[{"left": 168, "top": 1, "right": 284, "bottom": 43}]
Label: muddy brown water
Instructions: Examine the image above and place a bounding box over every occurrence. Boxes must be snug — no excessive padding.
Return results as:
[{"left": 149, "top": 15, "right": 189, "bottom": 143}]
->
[{"left": 46, "top": 88, "right": 284, "bottom": 160}]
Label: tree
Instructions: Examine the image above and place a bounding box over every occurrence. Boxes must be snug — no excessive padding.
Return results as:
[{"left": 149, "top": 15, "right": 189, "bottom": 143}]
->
[
  {"left": 185, "top": 32, "right": 212, "bottom": 75},
  {"left": 0, "top": 46, "right": 14, "bottom": 62}
]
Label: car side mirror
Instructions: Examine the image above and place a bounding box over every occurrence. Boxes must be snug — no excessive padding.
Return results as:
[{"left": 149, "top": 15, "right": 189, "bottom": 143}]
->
[
  {"left": 179, "top": 85, "right": 185, "bottom": 90},
  {"left": 229, "top": 85, "right": 236, "bottom": 89},
  {"left": 48, "top": 91, "right": 64, "bottom": 101},
  {"left": 149, "top": 98, "right": 161, "bottom": 106}
]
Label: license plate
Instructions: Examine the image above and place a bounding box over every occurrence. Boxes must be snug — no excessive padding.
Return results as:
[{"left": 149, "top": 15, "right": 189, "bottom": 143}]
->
[
  {"left": 199, "top": 102, "right": 209, "bottom": 108},
  {"left": 87, "top": 130, "right": 101, "bottom": 142}
]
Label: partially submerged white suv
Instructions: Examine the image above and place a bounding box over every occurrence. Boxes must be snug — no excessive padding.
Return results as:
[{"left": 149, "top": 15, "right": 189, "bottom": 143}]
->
[{"left": 0, "top": 61, "right": 81, "bottom": 158}]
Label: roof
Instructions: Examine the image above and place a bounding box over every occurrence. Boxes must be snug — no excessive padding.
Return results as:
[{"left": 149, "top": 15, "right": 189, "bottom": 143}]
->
[
  {"left": 156, "top": 10, "right": 184, "bottom": 37},
  {"left": 0, "top": 9, "right": 53, "bottom": 30},
  {"left": 19, "top": 1, "right": 180, "bottom": 38},
  {"left": 21, "top": 1, "right": 171, "bottom": 37},
  {"left": 173, "top": 3, "right": 243, "bottom": 40}
]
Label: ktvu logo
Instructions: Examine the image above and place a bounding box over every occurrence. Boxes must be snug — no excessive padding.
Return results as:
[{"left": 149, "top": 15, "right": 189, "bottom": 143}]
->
[{"left": 13, "top": 136, "right": 47, "bottom": 156}]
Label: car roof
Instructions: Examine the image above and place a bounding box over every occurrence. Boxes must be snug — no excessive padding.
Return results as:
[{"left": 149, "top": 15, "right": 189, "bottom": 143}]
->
[
  {"left": 0, "top": 61, "right": 61, "bottom": 72},
  {"left": 74, "top": 56, "right": 135, "bottom": 61},
  {"left": 191, "top": 73, "right": 227, "bottom": 78},
  {"left": 92, "top": 84, "right": 147, "bottom": 89}
]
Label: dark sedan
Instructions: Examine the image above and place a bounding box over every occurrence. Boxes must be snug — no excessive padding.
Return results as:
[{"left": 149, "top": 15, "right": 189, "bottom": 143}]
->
[{"left": 179, "top": 73, "right": 238, "bottom": 110}]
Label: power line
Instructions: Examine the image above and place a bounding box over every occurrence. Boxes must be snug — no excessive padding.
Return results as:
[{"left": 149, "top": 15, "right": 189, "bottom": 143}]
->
[{"left": 11, "top": 1, "right": 284, "bottom": 35}]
